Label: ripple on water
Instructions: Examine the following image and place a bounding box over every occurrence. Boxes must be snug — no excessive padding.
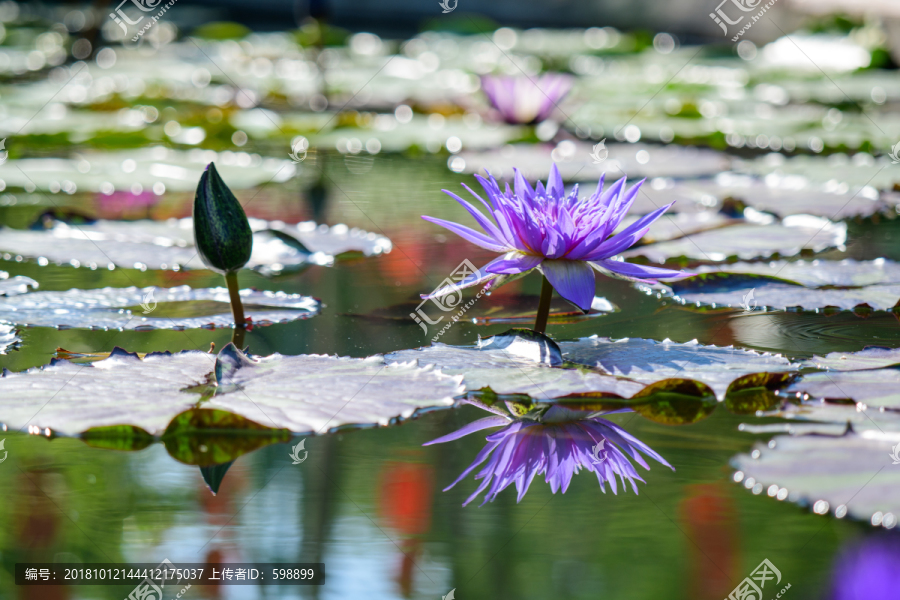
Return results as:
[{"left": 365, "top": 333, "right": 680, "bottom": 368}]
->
[{"left": 728, "top": 311, "right": 900, "bottom": 358}]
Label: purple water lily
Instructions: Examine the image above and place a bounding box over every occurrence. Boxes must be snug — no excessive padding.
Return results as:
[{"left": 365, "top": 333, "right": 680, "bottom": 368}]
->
[
  {"left": 424, "top": 405, "right": 673, "bottom": 506},
  {"left": 481, "top": 73, "right": 573, "bottom": 125},
  {"left": 421, "top": 164, "right": 694, "bottom": 330}
]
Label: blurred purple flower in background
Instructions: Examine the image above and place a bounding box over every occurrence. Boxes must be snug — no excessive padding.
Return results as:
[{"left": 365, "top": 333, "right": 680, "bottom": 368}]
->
[
  {"left": 831, "top": 532, "right": 900, "bottom": 600},
  {"left": 425, "top": 404, "right": 673, "bottom": 506},
  {"left": 422, "top": 164, "right": 694, "bottom": 311},
  {"left": 481, "top": 73, "right": 573, "bottom": 124}
]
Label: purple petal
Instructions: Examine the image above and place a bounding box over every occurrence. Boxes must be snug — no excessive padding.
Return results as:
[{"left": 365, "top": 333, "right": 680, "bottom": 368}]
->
[
  {"left": 546, "top": 164, "right": 564, "bottom": 199},
  {"left": 485, "top": 253, "right": 543, "bottom": 275},
  {"left": 423, "top": 416, "right": 511, "bottom": 446},
  {"left": 592, "top": 259, "right": 695, "bottom": 283},
  {"left": 421, "top": 215, "right": 508, "bottom": 252},
  {"left": 420, "top": 256, "right": 507, "bottom": 300},
  {"left": 540, "top": 260, "right": 596, "bottom": 311}
]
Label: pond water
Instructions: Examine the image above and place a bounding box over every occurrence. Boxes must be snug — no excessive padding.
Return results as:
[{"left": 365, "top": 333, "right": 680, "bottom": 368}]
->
[
  {"left": 3, "top": 9, "right": 900, "bottom": 598},
  {"left": 2, "top": 152, "right": 897, "bottom": 600}
]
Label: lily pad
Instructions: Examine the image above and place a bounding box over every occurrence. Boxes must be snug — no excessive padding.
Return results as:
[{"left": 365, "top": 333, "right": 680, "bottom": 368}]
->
[
  {"left": 801, "top": 347, "right": 900, "bottom": 371},
  {"left": 203, "top": 345, "right": 464, "bottom": 434},
  {"left": 0, "top": 286, "right": 319, "bottom": 330},
  {"left": 384, "top": 342, "right": 645, "bottom": 401},
  {"left": 0, "top": 344, "right": 464, "bottom": 436},
  {"left": 786, "top": 369, "right": 900, "bottom": 408},
  {"left": 0, "top": 348, "right": 215, "bottom": 436},
  {"left": 0, "top": 324, "right": 19, "bottom": 354},
  {"left": 622, "top": 216, "right": 847, "bottom": 263},
  {"left": 736, "top": 154, "right": 899, "bottom": 192},
  {"left": 659, "top": 260, "right": 900, "bottom": 311},
  {"left": 0, "top": 272, "right": 39, "bottom": 297},
  {"left": 454, "top": 142, "right": 732, "bottom": 181},
  {"left": 0, "top": 148, "right": 298, "bottom": 194},
  {"left": 311, "top": 115, "right": 528, "bottom": 153},
  {"left": 560, "top": 336, "right": 797, "bottom": 400},
  {"left": 731, "top": 433, "right": 900, "bottom": 523},
  {"left": 678, "top": 174, "right": 888, "bottom": 220},
  {"left": 0, "top": 218, "right": 391, "bottom": 273}
]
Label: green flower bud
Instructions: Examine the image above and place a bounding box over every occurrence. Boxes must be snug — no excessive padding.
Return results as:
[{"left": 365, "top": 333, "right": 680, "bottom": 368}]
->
[{"left": 193, "top": 162, "right": 253, "bottom": 275}]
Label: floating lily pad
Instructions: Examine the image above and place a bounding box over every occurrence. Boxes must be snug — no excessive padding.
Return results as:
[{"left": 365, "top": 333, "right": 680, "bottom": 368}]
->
[
  {"left": 0, "top": 218, "right": 391, "bottom": 273},
  {"left": 0, "top": 286, "right": 319, "bottom": 330},
  {"left": 678, "top": 175, "right": 888, "bottom": 220},
  {"left": 203, "top": 345, "right": 464, "bottom": 434},
  {"left": 0, "top": 348, "right": 215, "bottom": 436},
  {"left": 0, "top": 148, "right": 298, "bottom": 193},
  {"left": 0, "top": 324, "right": 19, "bottom": 355},
  {"left": 311, "top": 115, "right": 527, "bottom": 153},
  {"left": 623, "top": 216, "right": 847, "bottom": 263},
  {"left": 731, "top": 433, "right": 900, "bottom": 523},
  {"left": 787, "top": 369, "right": 900, "bottom": 408},
  {"left": 454, "top": 142, "right": 732, "bottom": 181},
  {"left": 365, "top": 295, "right": 616, "bottom": 327},
  {"left": 692, "top": 259, "right": 900, "bottom": 288},
  {"left": 0, "top": 344, "right": 464, "bottom": 436},
  {"left": 560, "top": 337, "right": 797, "bottom": 400},
  {"left": 384, "top": 342, "right": 645, "bottom": 400},
  {"left": 0, "top": 272, "right": 39, "bottom": 297},
  {"left": 801, "top": 347, "right": 900, "bottom": 371},
  {"left": 659, "top": 260, "right": 900, "bottom": 311},
  {"left": 617, "top": 211, "right": 736, "bottom": 244},
  {"left": 736, "top": 154, "right": 899, "bottom": 191}
]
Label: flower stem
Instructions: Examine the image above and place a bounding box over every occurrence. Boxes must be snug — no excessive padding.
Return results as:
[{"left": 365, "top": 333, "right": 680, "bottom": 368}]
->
[
  {"left": 533, "top": 275, "right": 553, "bottom": 334},
  {"left": 225, "top": 271, "right": 246, "bottom": 348}
]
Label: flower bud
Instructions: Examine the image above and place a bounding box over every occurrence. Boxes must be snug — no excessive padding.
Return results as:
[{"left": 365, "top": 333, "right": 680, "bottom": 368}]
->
[{"left": 193, "top": 162, "right": 253, "bottom": 274}]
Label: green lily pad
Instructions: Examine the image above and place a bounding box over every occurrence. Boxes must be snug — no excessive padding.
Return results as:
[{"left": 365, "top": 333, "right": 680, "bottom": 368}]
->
[
  {"left": 737, "top": 154, "right": 899, "bottom": 191},
  {"left": 385, "top": 341, "right": 645, "bottom": 401},
  {"left": 1, "top": 148, "right": 298, "bottom": 193},
  {"left": 454, "top": 141, "right": 732, "bottom": 181},
  {"left": 677, "top": 175, "right": 888, "bottom": 220},
  {"left": 660, "top": 260, "right": 900, "bottom": 311},
  {"left": 801, "top": 347, "right": 900, "bottom": 371},
  {"left": 0, "top": 218, "right": 391, "bottom": 274},
  {"left": 311, "top": 115, "right": 527, "bottom": 153},
  {"left": 0, "top": 272, "right": 38, "bottom": 297},
  {"left": 731, "top": 433, "right": 900, "bottom": 523},
  {"left": 0, "top": 344, "right": 464, "bottom": 436},
  {"left": 560, "top": 336, "right": 797, "bottom": 400},
  {"left": 787, "top": 369, "right": 900, "bottom": 408},
  {"left": 623, "top": 216, "right": 847, "bottom": 263},
  {"left": 0, "top": 324, "right": 19, "bottom": 355},
  {"left": 0, "top": 285, "right": 319, "bottom": 330}
]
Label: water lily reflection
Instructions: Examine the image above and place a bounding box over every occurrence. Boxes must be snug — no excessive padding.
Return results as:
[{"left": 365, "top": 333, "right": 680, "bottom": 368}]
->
[
  {"left": 831, "top": 532, "right": 900, "bottom": 600},
  {"left": 425, "top": 403, "right": 673, "bottom": 506}
]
